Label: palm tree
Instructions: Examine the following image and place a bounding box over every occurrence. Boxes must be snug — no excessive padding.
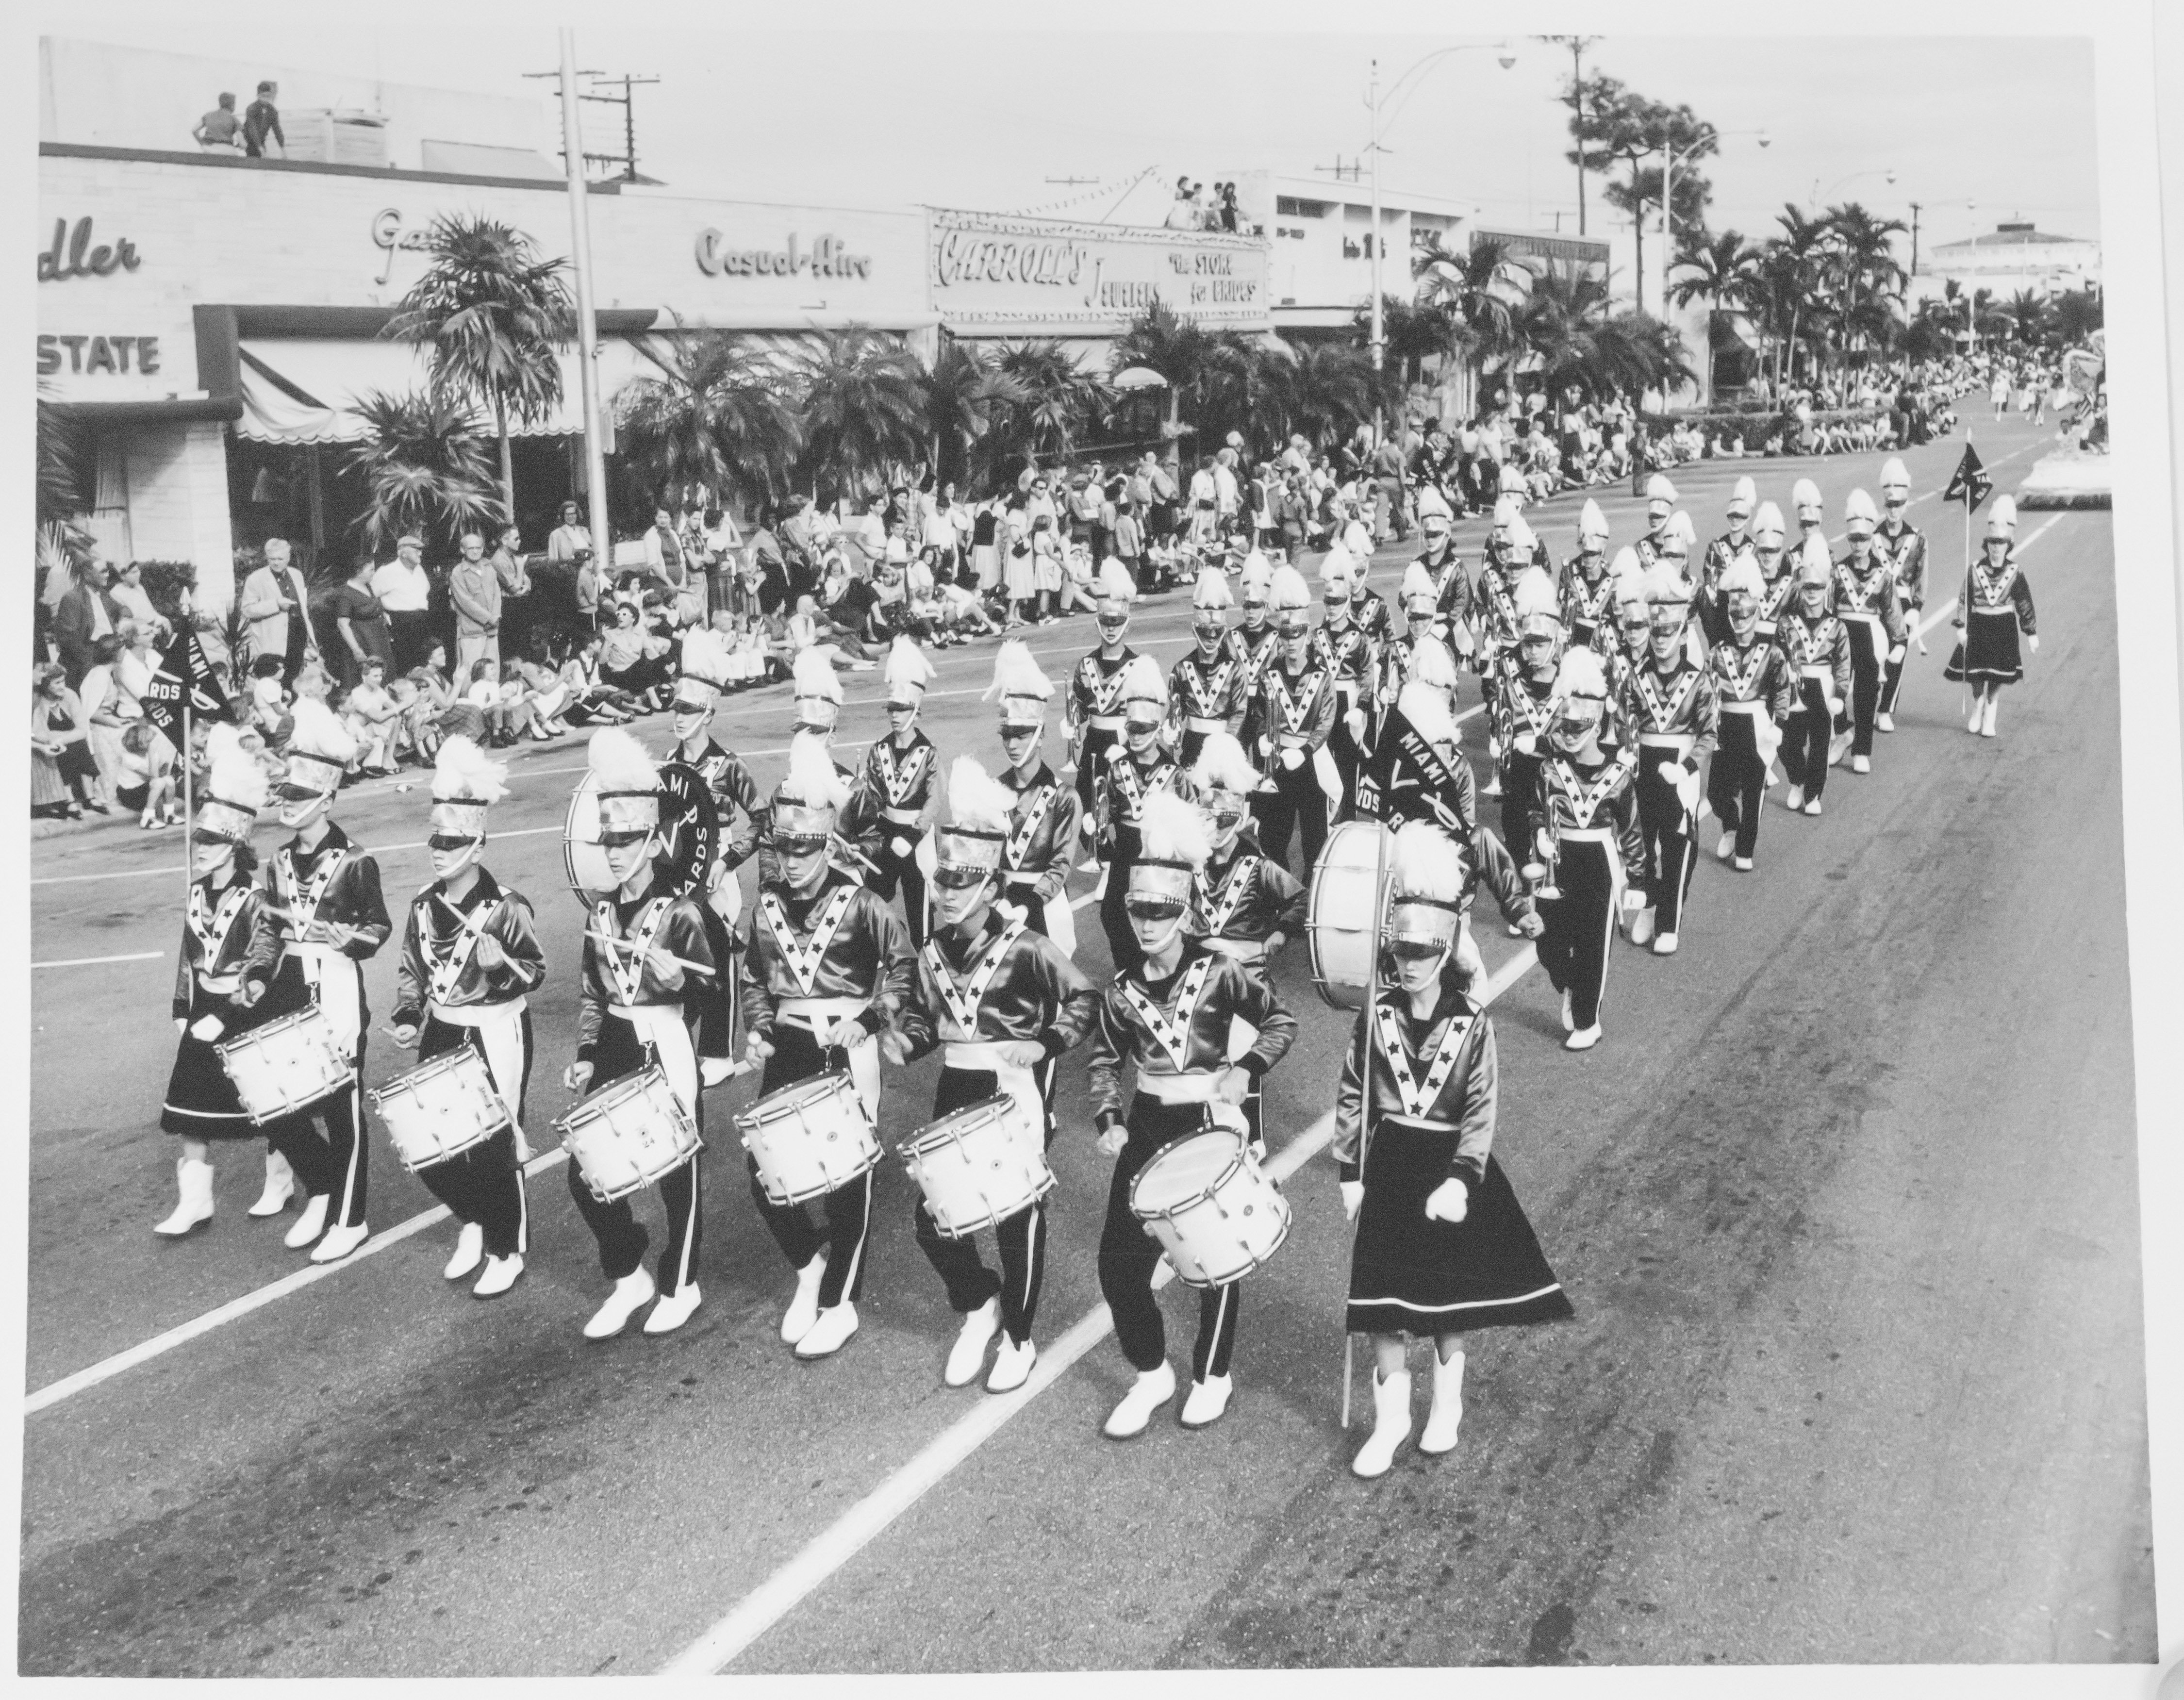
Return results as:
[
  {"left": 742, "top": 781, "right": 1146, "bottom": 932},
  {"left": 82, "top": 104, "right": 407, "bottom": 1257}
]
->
[
  {"left": 789, "top": 327, "right": 928, "bottom": 502},
  {"left": 1111, "top": 303, "right": 1246, "bottom": 477},
  {"left": 1820, "top": 202, "right": 1909, "bottom": 369},
  {"left": 344, "top": 390, "right": 505, "bottom": 554},
  {"left": 616, "top": 318, "right": 803, "bottom": 513},
  {"left": 1516, "top": 270, "right": 1694, "bottom": 403},
  {"left": 1412, "top": 234, "right": 1529, "bottom": 372},
  {"left": 1352, "top": 296, "right": 1461, "bottom": 389},
  {"left": 384, "top": 215, "right": 576, "bottom": 518},
  {"left": 924, "top": 339, "right": 1027, "bottom": 486},
  {"left": 991, "top": 341, "right": 1110, "bottom": 472},
  {"left": 1670, "top": 228, "right": 1762, "bottom": 399},
  {"left": 2048, "top": 287, "right": 2103, "bottom": 348},
  {"left": 2005, "top": 289, "right": 2048, "bottom": 345},
  {"left": 1259, "top": 342, "right": 1381, "bottom": 447}
]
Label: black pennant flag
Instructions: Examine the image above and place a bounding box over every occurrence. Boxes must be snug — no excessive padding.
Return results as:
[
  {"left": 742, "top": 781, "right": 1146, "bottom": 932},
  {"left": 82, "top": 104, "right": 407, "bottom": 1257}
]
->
[
  {"left": 1943, "top": 442, "right": 1993, "bottom": 510},
  {"left": 140, "top": 628, "right": 234, "bottom": 754},
  {"left": 1357, "top": 702, "right": 1471, "bottom": 837}
]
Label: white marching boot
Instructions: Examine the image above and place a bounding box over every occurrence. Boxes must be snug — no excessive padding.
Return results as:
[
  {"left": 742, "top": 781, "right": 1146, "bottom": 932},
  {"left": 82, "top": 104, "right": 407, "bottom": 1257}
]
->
[
  {"left": 1418, "top": 1348, "right": 1467, "bottom": 1455},
  {"left": 1651, "top": 930, "right": 1679, "bottom": 957},
  {"left": 795, "top": 1301, "right": 860, "bottom": 1359},
  {"left": 282, "top": 1192, "right": 330, "bottom": 1250},
  {"left": 1179, "top": 1373, "right": 1235, "bottom": 1429},
  {"left": 1627, "top": 906, "right": 1656, "bottom": 947},
  {"left": 1785, "top": 785, "right": 1804, "bottom": 812},
  {"left": 310, "top": 1218, "right": 370, "bottom": 1263},
  {"left": 247, "top": 1151, "right": 295, "bottom": 1217},
  {"left": 1352, "top": 1368, "right": 1414, "bottom": 1479},
  {"left": 1876, "top": 710, "right": 1895, "bottom": 733},
  {"left": 583, "top": 1269, "right": 657, "bottom": 1339},
  {"left": 1564, "top": 1023, "right": 1602, "bottom": 1053},
  {"left": 945, "top": 1297, "right": 1001, "bottom": 1387},
  {"left": 780, "top": 1253, "right": 828, "bottom": 1345},
  {"left": 1716, "top": 828, "right": 1737, "bottom": 862},
  {"left": 1851, "top": 753, "right": 1871, "bottom": 774},
  {"left": 987, "top": 1336, "right": 1038, "bottom": 1394},
  {"left": 643, "top": 1282, "right": 703, "bottom": 1335},
  {"left": 1103, "top": 1360, "right": 1177, "bottom": 1438},
  {"left": 1981, "top": 697, "right": 1999, "bottom": 738},
  {"left": 153, "top": 1158, "right": 215, "bottom": 1237},
  {"left": 443, "top": 1222, "right": 485, "bottom": 1282},
  {"left": 472, "top": 1254, "right": 523, "bottom": 1299}
]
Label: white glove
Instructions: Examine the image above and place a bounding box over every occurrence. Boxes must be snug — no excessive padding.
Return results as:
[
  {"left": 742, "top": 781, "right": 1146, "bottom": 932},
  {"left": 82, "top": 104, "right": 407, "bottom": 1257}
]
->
[
  {"left": 189, "top": 1014, "right": 224, "bottom": 1043},
  {"left": 1655, "top": 760, "right": 1681, "bottom": 784},
  {"left": 1620, "top": 888, "right": 1648, "bottom": 912},
  {"left": 174, "top": 1016, "right": 188, "bottom": 1035},
  {"left": 1826, "top": 698, "right": 1844, "bottom": 718},
  {"left": 1095, "top": 1123, "right": 1128, "bottom": 1157},
  {"left": 1279, "top": 747, "right": 1305, "bottom": 771},
  {"left": 1535, "top": 829, "right": 1555, "bottom": 862},
  {"left": 890, "top": 836, "right": 913, "bottom": 859},
  {"left": 2027, "top": 634, "right": 2039, "bottom": 654},
  {"left": 1344, "top": 707, "right": 1367, "bottom": 742},
  {"left": 1340, "top": 1180, "right": 1364, "bottom": 1222},
  {"left": 1423, "top": 1177, "right": 1470, "bottom": 1223}
]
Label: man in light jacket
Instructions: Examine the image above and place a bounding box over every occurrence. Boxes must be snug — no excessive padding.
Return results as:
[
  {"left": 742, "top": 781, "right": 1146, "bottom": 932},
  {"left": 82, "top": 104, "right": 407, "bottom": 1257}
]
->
[
  {"left": 447, "top": 531, "right": 502, "bottom": 675},
  {"left": 238, "top": 538, "right": 319, "bottom": 685}
]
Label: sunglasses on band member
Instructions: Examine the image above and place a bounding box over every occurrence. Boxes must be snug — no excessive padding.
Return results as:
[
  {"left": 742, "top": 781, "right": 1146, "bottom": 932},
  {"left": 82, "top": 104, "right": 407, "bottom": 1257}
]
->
[
  {"left": 931, "top": 866, "right": 993, "bottom": 890},
  {"left": 1388, "top": 939, "right": 1449, "bottom": 962},
  {"left": 428, "top": 833, "right": 483, "bottom": 853},
  {"left": 1123, "top": 898, "right": 1187, "bottom": 920}
]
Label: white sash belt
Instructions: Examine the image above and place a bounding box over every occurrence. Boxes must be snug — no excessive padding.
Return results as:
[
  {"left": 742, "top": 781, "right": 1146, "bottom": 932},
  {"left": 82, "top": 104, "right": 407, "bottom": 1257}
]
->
[
  {"left": 1137, "top": 1069, "right": 1223, "bottom": 1104},
  {"left": 429, "top": 996, "right": 528, "bottom": 1027},
  {"left": 942, "top": 1041, "right": 1043, "bottom": 1142},
  {"left": 1184, "top": 716, "right": 1225, "bottom": 733},
  {"left": 1638, "top": 732, "right": 1695, "bottom": 754},
  {"left": 1089, "top": 715, "right": 1124, "bottom": 731},
  {"left": 1719, "top": 699, "right": 1769, "bottom": 716},
  {"left": 285, "top": 942, "right": 361, "bottom": 1052},
  {"left": 1202, "top": 937, "right": 1265, "bottom": 960},
  {"left": 432, "top": 998, "right": 529, "bottom": 1135},
  {"left": 606, "top": 1002, "right": 698, "bottom": 1113},
  {"left": 880, "top": 806, "right": 921, "bottom": 825},
  {"left": 778, "top": 996, "right": 879, "bottom": 1118},
  {"left": 1557, "top": 825, "right": 1616, "bottom": 844},
  {"left": 1799, "top": 664, "right": 1834, "bottom": 681}
]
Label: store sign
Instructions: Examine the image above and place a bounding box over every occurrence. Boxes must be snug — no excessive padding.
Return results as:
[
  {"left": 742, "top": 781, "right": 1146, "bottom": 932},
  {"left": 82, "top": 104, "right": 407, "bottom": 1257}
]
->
[
  {"left": 927, "top": 210, "right": 1267, "bottom": 330},
  {"left": 37, "top": 217, "right": 142, "bottom": 281},
  {"left": 36, "top": 334, "right": 162, "bottom": 376},
  {"left": 693, "top": 230, "right": 872, "bottom": 280},
  {"left": 371, "top": 208, "right": 439, "bottom": 284}
]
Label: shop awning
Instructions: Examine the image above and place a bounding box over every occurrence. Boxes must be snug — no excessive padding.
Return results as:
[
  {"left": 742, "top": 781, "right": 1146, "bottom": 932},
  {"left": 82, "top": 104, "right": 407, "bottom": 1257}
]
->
[{"left": 234, "top": 337, "right": 649, "bottom": 444}]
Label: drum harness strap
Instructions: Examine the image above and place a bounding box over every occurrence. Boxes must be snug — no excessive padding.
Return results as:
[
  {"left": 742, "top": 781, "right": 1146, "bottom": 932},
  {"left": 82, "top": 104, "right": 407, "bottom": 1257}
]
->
[
  {"left": 594, "top": 893, "right": 675, "bottom": 1009},
  {"left": 1374, "top": 1003, "right": 1474, "bottom": 1122},
  {"left": 1078, "top": 655, "right": 1131, "bottom": 723},
  {"left": 1194, "top": 855, "right": 1261, "bottom": 937},
  {"left": 421, "top": 889, "right": 496, "bottom": 1007},
  {"left": 873, "top": 739, "right": 931, "bottom": 809},
  {"left": 922, "top": 918, "right": 1028, "bottom": 1042},
  {"left": 761, "top": 885, "right": 858, "bottom": 997},
  {"left": 1120, "top": 954, "right": 1217, "bottom": 1073},
  {"left": 1631, "top": 666, "right": 1702, "bottom": 734},
  {"left": 274, "top": 843, "right": 348, "bottom": 952},
  {"left": 1179, "top": 654, "right": 1236, "bottom": 716},
  {"left": 188, "top": 882, "right": 253, "bottom": 991}
]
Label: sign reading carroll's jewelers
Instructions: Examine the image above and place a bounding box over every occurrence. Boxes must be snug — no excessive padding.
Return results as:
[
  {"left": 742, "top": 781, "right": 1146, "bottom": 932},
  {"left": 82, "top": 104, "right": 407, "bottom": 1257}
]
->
[{"left": 927, "top": 208, "right": 1269, "bottom": 334}]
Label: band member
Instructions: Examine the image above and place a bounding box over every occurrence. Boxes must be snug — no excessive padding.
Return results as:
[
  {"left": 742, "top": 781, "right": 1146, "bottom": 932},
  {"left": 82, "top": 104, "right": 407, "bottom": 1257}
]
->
[
  {"left": 1705, "top": 557, "right": 1797, "bottom": 872},
  {"left": 1831, "top": 490, "right": 1907, "bottom": 774},
  {"left": 1523, "top": 647, "right": 1645, "bottom": 1052},
  {"left": 1778, "top": 541, "right": 1854, "bottom": 817},
  {"left": 1087, "top": 790, "right": 1297, "bottom": 1436},
  {"left": 739, "top": 735, "right": 916, "bottom": 1359},
  {"left": 977, "top": 641, "right": 1082, "bottom": 957},
  {"left": 563, "top": 727, "right": 717, "bottom": 1338},
  {"left": 1419, "top": 508, "right": 1473, "bottom": 636},
  {"left": 257, "top": 698, "right": 392, "bottom": 1263},
  {"left": 155, "top": 728, "right": 282, "bottom": 1237},
  {"left": 1790, "top": 477, "right": 1827, "bottom": 565},
  {"left": 1873, "top": 457, "right": 1928, "bottom": 730},
  {"left": 1338, "top": 822, "right": 1574, "bottom": 1479},
  {"left": 888, "top": 759, "right": 1099, "bottom": 1393},
  {"left": 1633, "top": 473, "right": 1676, "bottom": 570},
  {"left": 1229, "top": 553, "right": 1283, "bottom": 703},
  {"left": 388, "top": 736, "right": 543, "bottom": 1298},
  {"left": 1067, "top": 559, "right": 1142, "bottom": 828},
  {"left": 1621, "top": 565, "right": 1720, "bottom": 957},
  {"left": 1655, "top": 512, "right": 1706, "bottom": 667},
  {"left": 1188, "top": 732, "right": 1305, "bottom": 1153},
  {"left": 1485, "top": 567, "right": 1561, "bottom": 852},
  {"left": 860, "top": 635, "right": 941, "bottom": 945},
  {"left": 1379, "top": 561, "right": 1448, "bottom": 717},
  {"left": 1250, "top": 564, "right": 1338, "bottom": 876},
  {"left": 1698, "top": 477, "right": 1759, "bottom": 649},
  {"left": 1559, "top": 499, "right": 1617, "bottom": 651},
  {"left": 1944, "top": 511, "right": 2039, "bottom": 738},
  {"left": 1470, "top": 495, "right": 1527, "bottom": 676},
  {"left": 1171, "top": 569, "right": 1246, "bottom": 769},
  {"left": 1750, "top": 501, "right": 1797, "bottom": 640},
  {"left": 1315, "top": 550, "right": 1379, "bottom": 808},
  {"left": 1095, "top": 656, "right": 1187, "bottom": 974},
  {"left": 753, "top": 647, "right": 853, "bottom": 890},
  {"left": 1346, "top": 541, "right": 1396, "bottom": 648},
  {"left": 1602, "top": 553, "right": 1653, "bottom": 704},
  {"left": 666, "top": 626, "right": 761, "bottom": 1085}
]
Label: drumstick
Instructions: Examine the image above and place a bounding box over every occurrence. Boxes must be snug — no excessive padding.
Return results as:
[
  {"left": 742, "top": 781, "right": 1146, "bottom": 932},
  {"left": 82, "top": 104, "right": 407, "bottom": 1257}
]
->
[{"left": 582, "top": 929, "right": 713, "bottom": 977}]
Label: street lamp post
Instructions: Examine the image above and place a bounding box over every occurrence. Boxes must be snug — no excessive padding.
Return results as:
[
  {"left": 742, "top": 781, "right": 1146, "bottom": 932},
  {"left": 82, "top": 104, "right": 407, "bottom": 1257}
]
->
[
  {"left": 1657, "top": 127, "right": 1766, "bottom": 374},
  {"left": 1367, "top": 40, "right": 1517, "bottom": 447}
]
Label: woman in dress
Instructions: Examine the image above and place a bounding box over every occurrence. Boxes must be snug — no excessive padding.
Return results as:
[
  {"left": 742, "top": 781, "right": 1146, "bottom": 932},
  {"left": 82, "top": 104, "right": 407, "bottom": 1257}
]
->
[
  {"left": 1945, "top": 512, "right": 2039, "bottom": 738},
  {"left": 31, "top": 663, "right": 102, "bottom": 819},
  {"left": 154, "top": 727, "right": 284, "bottom": 1236},
  {"left": 1336, "top": 823, "right": 1575, "bottom": 1478}
]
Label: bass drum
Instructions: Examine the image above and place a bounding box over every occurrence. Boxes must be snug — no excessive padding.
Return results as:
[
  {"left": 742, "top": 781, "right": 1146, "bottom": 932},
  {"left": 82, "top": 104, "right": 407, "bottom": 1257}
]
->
[
  {"left": 564, "top": 759, "right": 720, "bottom": 903},
  {"left": 1306, "top": 818, "right": 1395, "bottom": 1010}
]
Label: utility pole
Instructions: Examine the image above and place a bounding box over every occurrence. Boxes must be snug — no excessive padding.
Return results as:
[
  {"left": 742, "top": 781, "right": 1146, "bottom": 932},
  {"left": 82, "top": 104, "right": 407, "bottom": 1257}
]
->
[
  {"left": 528, "top": 66, "right": 658, "bottom": 182},
  {"left": 1908, "top": 201, "right": 1922, "bottom": 280},
  {"left": 1542, "top": 34, "right": 1597, "bottom": 234},
  {"left": 556, "top": 32, "right": 611, "bottom": 568}
]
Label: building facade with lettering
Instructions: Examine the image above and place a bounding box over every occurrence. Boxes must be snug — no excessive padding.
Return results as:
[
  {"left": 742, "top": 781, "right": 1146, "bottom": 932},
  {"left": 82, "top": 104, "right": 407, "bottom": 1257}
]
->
[{"left": 37, "top": 140, "right": 932, "bottom": 604}]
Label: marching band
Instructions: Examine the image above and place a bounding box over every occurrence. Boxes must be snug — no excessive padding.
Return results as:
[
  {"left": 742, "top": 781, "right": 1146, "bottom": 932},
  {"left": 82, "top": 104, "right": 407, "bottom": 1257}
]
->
[{"left": 148, "top": 448, "right": 2007, "bottom": 1477}]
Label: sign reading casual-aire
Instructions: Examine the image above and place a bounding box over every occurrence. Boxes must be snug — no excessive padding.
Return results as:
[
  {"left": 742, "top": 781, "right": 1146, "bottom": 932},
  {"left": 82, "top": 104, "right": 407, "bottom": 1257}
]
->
[
  {"left": 694, "top": 230, "right": 873, "bottom": 280},
  {"left": 927, "top": 208, "right": 1270, "bottom": 336},
  {"left": 37, "top": 216, "right": 141, "bottom": 281}
]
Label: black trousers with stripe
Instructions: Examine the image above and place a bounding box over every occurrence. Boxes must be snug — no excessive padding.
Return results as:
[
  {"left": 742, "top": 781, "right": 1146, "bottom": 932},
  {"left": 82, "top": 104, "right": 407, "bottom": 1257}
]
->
[
  {"left": 1706, "top": 714, "right": 1769, "bottom": 860},
  {"left": 1098, "top": 1096, "right": 1244, "bottom": 1381},
  {"left": 1780, "top": 678, "right": 1837, "bottom": 800},
  {"left": 256, "top": 956, "right": 370, "bottom": 1229},
  {"left": 1251, "top": 763, "right": 1327, "bottom": 882},
  {"left": 869, "top": 830, "right": 930, "bottom": 948},
  {"left": 914, "top": 1065, "right": 1052, "bottom": 1346},
  {"left": 1879, "top": 607, "right": 1918, "bottom": 716},
  {"left": 1533, "top": 839, "right": 1617, "bottom": 1033},
  {"left": 747, "top": 1023, "right": 874, "bottom": 1309},
  {"left": 1634, "top": 755, "right": 1697, "bottom": 933},
  {"left": 414, "top": 1015, "right": 531, "bottom": 1261},
  {"left": 565, "top": 1012, "right": 703, "bottom": 1296},
  {"left": 1846, "top": 623, "right": 1884, "bottom": 757}
]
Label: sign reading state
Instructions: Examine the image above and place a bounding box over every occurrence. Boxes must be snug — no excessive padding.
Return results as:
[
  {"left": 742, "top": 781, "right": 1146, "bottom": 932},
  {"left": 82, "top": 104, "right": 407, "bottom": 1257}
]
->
[{"left": 927, "top": 209, "right": 1269, "bottom": 335}]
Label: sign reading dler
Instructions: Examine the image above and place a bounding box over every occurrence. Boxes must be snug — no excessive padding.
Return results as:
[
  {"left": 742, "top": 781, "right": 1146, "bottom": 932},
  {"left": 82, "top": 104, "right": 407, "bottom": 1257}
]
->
[{"left": 37, "top": 217, "right": 141, "bottom": 282}]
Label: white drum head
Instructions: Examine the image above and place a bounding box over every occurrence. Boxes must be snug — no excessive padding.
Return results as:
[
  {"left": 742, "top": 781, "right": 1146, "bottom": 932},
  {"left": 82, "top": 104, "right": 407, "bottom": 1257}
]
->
[
  {"left": 1132, "top": 1130, "right": 1243, "bottom": 1218},
  {"left": 564, "top": 771, "right": 615, "bottom": 897}
]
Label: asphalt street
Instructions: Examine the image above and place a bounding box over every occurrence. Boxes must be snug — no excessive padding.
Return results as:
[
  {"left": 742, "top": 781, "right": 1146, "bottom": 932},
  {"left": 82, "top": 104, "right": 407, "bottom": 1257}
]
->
[{"left": 19, "top": 416, "right": 2154, "bottom": 1674}]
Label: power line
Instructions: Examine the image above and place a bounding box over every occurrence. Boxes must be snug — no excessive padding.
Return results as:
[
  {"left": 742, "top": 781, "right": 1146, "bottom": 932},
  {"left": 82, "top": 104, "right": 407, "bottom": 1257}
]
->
[{"left": 523, "top": 68, "right": 659, "bottom": 182}]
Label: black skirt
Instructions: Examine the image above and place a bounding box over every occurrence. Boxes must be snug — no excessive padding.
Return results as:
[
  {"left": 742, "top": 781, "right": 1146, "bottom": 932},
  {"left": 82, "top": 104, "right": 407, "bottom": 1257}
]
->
[
  {"left": 161, "top": 993, "right": 273, "bottom": 1140},
  {"left": 1943, "top": 608, "right": 2023, "bottom": 686},
  {"left": 1345, "top": 1123, "right": 1574, "bottom": 1337}
]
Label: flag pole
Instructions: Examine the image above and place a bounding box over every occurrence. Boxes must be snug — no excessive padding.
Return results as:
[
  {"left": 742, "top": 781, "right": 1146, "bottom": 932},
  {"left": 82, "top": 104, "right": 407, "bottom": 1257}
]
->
[
  {"left": 1959, "top": 435, "right": 1975, "bottom": 725},
  {"left": 181, "top": 698, "right": 195, "bottom": 912}
]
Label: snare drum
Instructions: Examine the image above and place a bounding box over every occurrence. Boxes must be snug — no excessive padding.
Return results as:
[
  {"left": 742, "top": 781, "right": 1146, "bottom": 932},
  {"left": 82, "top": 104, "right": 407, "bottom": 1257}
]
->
[
  {"left": 216, "top": 1001, "right": 352, "bottom": 1124},
  {"left": 899, "top": 1094, "right": 1054, "bottom": 1239},
  {"left": 1128, "top": 1127, "right": 1291, "bottom": 1288},
  {"left": 557, "top": 1065, "right": 703, "bottom": 1204},
  {"left": 369, "top": 1045, "right": 510, "bottom": 1172},
  {"left": 735, "top": 1071, "right": 880, "bottom": 1206},
  {"left": 1307, "top": 819, "right": 1395, "bottom": 1010},
  {"left": 563, "top": 771, "right": 618, "bottom": 898}
]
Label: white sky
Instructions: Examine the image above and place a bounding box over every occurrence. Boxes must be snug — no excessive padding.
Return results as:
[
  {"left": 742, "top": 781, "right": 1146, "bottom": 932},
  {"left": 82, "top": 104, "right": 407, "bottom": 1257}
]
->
[{"left": 42, "top": 19, "right": 2099, "bottom": 260}]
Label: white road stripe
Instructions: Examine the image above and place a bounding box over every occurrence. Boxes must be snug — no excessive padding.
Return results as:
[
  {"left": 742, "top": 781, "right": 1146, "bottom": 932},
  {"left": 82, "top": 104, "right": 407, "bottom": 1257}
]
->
[
  {"left": 32, "top": 952, "right": 165, "bottom": 969},
  {"left": 659, "top": 942, "right": 1537, "bottom": 1676}
]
